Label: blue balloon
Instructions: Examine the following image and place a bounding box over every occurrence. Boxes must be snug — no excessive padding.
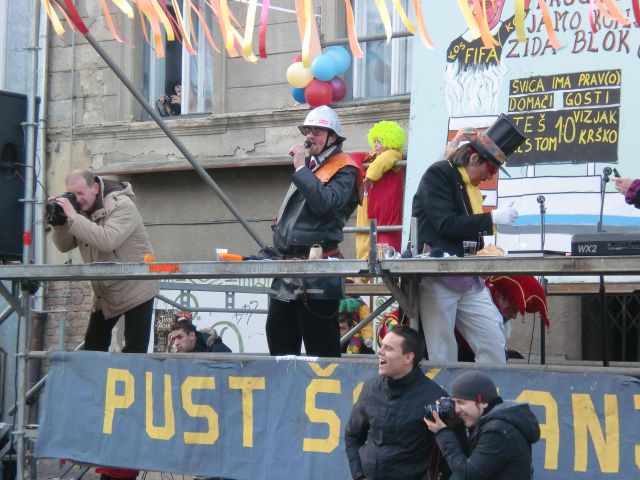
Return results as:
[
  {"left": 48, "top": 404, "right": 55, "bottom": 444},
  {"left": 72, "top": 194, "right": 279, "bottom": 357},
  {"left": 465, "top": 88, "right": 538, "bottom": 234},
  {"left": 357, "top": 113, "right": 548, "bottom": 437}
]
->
[
  {"left": 291, "top": 87, "right": 306, "bottom": 104},
  {"left": 325, "top": 46, "right": 352, "bottom": 75},
  {"left": 311, "top": 54, "right": 339, "bottom": 82}
]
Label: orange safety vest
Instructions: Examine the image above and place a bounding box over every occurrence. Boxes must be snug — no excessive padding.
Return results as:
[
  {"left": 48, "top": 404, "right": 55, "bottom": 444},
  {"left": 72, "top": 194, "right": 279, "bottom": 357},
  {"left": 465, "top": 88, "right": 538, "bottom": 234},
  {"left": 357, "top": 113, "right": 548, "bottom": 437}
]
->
[{"left": 313, "top": 152, "right": 364, "bottom": 204}]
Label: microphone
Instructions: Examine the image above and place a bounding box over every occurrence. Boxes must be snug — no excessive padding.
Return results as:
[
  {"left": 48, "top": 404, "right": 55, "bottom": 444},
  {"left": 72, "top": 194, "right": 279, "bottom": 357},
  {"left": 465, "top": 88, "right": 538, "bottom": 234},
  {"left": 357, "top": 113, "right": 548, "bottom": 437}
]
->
[
  {"left": 536, "top": 195, "right": 545, "bottom": 205},
  {"left": 289, "top": 140, "right": 313, "bottom": 157},
  {"left": 603, "top": 167, "right": 612, "bottom": 183}
]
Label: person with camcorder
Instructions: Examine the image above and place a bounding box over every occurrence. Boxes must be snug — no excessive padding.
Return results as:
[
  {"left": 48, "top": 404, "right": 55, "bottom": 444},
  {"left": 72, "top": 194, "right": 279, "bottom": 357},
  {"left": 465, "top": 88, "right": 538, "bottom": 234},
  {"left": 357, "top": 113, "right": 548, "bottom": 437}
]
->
[
  {"left": 49, "top": 169, "right": 159, "bottom": 354},
  {"left": 424, "top": 370, "right": 541, "bottom": 480}
]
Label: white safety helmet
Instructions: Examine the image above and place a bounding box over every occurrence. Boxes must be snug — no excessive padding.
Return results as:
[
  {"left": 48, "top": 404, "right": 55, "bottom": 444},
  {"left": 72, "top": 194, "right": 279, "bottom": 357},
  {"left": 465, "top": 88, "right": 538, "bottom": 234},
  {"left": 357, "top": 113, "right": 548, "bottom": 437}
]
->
[{"left": 298, "top": 106, "right": 346, "bottom": 141}]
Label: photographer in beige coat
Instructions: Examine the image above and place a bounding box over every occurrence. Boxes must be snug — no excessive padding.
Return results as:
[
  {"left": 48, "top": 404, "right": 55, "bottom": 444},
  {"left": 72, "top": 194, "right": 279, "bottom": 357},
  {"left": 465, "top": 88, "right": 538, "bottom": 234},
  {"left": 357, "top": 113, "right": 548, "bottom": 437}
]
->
[{"left": 51, "top": 169, "right": 159, "bottom": 353}]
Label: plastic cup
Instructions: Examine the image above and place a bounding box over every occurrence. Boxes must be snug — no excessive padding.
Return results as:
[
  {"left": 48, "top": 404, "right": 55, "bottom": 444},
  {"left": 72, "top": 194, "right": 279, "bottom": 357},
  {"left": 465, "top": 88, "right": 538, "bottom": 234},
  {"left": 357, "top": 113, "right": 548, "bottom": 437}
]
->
[{"left": 463, "top": 241, "right": 477, "bottom": 257}]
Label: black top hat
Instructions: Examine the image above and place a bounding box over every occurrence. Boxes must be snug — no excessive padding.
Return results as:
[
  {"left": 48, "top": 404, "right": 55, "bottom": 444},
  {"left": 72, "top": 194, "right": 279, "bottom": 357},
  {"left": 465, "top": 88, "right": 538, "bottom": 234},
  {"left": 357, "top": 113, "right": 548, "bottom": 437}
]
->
[{"left": 464, "top": 114, "right": 527, "bottom": 178}]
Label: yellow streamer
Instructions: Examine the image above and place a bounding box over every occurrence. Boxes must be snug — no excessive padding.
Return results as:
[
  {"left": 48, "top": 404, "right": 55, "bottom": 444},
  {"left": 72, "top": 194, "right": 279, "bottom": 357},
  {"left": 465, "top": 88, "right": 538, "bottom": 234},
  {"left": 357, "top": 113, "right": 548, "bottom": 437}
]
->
[
  {"left": 203, "top": 0, "right": 239, "bottom": 57},
  {"left": 537, "top": 0, "right": 560, "bottom": 49},
  {"left": 219, "top": 0, "right": 235, "bottom": 53},
  {"left": 137, "top": 0, "right": 165, "bottom": 57},
  {"left": 242, "top": 0, "right": 258, "bottom": 59},
  {"left": 599, "top": 0, "right": 631, "bottom": 25},
  {"left": 41, "top": 0, "right": 66, "bottom": 35},
  {"left": 391, "top": 0, "right": 415, "bottom": 33},
  {"left": 300, "top": 0, "right": 313, "bottom": 67},
  {"left": 170, "top": 0, "right": 196, "bottom": 55},
  {"left": 343, "top": 0, "right": 363, "bottom": 58},
  {"left": 111, "top": 0, "right": 134, "bottom": 18},
  {"left": 515, "top": 0, "right": 527, "bottom": 42},
  {"left": 456, "top": 0, "right": 480, "bottom": 39},
  {"left": 374, "top": 0, "right": 393, "bottom": 43},
  {"left": 149, "top": 0, "right": 175, "bottom": 41},
  {"left": 472, "top": 0, "right": 498, "bottom": 48},
  {"left": 412, "top": 0, "right": 434, "bottom": 49}
]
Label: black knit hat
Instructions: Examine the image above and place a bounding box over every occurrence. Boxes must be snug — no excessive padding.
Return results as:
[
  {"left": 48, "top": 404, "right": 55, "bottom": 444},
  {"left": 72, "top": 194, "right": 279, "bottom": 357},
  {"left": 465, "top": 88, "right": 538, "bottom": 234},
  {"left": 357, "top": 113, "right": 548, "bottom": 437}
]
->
[{"left": 451, "top": 371, "right": 498, "bottom": 404}]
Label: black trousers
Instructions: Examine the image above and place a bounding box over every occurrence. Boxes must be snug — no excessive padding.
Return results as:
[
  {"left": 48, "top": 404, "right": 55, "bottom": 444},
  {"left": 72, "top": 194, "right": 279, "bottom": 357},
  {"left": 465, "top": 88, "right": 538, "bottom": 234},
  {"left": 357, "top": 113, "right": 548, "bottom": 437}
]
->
[
  {"left": 84, "top": 298, "right": 155, "bottom": 353},
  {"left": 266, "top": 297, "right": 341, "bottom": 358}
]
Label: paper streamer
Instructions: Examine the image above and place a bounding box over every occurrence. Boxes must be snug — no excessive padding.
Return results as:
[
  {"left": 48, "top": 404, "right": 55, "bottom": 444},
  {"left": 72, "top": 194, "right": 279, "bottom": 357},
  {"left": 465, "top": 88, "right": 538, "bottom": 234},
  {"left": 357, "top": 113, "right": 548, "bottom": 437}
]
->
[
  {"left": 471, "top": 0, "right": 498, "bottom": 48},
  {"left": 412, "top": 0, "right": 434, "bottom": 49},
  {"left": 259, "top": 0, "right": 271, "bottom": 58},
  {"left": 242, "top": 0, "right": 258, "bottom": 59},
  {"left": 170, "top": 0, "right": 196, "bottom": 55},
  {"left": 391, "top": 0, "right": 416, "bottom": 33},
  {"left": 100, "top": 0, "right": 125, "bottom": 43},
  {"left": 343, "top": 0, "right": 363, "bottom": 58},
  {"left": 537, "top": 0, "right": 560, "bottom": 50},
  {"left": 515, "top": 0, "right": 527, "bottom": 42},
  {"left": 62, "top": 0, "right": 89, "bottom": 34},
  {"left": 599, "top": 0, "right": 631, "bottom": 25},
  {"left": 456, "top": 0, "right": 480, "bottom": 40},
  {"left": 374, "top": 0, "right": 393, "bottom": 43},
  {"left": 633, "top": 0, "right": 640, "bottom": 26}
]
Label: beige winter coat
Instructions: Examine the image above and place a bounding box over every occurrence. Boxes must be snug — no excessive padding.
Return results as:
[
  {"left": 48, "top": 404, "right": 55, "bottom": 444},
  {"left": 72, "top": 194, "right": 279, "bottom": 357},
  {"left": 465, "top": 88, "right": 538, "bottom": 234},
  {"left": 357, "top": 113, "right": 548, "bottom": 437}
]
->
[{"left": 52, "top": 177, "right": 159, "bottom": 319}]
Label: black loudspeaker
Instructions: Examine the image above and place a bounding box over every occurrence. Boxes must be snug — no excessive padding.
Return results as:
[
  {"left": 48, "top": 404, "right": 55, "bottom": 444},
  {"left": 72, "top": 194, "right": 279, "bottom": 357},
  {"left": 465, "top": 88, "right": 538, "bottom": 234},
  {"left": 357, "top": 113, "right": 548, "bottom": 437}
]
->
[{"left": 0, "top": 91, "right": 29, "bottom": 262}]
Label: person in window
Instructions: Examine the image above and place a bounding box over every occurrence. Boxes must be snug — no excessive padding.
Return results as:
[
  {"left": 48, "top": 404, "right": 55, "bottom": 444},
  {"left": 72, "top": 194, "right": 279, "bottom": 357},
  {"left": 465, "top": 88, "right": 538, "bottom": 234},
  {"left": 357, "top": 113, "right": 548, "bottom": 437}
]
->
[
  {"left": 354, "top": 120, "right": 406, "bottom": 262},
  {"left": 158, "top": 82, "right": 181, "bottom": 116}
]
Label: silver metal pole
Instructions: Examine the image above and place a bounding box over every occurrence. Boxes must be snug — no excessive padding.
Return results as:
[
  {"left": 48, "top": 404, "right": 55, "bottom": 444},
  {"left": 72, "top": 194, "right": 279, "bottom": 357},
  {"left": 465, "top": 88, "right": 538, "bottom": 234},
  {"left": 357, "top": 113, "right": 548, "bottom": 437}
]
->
[
  {"left": 58, "top": 4, "right": 267, "bottom": 249},
  {"left": 15, "top": 3, "right": 42, "bottom": 475}
]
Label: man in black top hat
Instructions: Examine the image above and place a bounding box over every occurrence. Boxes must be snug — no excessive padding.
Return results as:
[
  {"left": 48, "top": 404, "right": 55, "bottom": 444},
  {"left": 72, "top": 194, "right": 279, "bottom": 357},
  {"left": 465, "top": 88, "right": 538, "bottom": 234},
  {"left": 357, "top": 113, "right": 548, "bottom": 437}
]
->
[{"left": 412, "top": 114, "right": 527, "bottom": 364}]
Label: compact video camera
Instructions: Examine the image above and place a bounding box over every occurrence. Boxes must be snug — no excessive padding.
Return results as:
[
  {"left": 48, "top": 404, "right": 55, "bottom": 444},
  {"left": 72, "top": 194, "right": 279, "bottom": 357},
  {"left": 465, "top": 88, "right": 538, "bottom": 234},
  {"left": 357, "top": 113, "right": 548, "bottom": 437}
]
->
[
  {"left": 45, "top": 192, "right": 80, "bottom": 226},
  {"left": 424, "top": 397, "right": 456, "bottom": 422}
]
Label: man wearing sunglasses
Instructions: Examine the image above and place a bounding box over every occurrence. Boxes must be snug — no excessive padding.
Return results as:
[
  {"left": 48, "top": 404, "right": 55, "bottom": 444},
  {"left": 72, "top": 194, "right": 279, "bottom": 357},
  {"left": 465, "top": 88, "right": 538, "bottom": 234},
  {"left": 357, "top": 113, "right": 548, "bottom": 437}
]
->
[
  {"left": 411, "top": 114, "right": 526, "bottom": 364},
  {"left": 267, "top": 106, "right": 363, "bottom": 358}
]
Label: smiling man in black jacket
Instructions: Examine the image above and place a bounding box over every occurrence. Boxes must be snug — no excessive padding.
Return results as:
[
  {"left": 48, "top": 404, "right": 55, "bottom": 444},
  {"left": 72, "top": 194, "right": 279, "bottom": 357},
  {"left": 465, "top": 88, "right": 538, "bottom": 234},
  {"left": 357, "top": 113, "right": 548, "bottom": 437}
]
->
[
  {"left": 425, "top": 370, "right": 541, "bottom": 480},
  {"left": 345, "top": 326, "right": 451, "bottom": 480}
]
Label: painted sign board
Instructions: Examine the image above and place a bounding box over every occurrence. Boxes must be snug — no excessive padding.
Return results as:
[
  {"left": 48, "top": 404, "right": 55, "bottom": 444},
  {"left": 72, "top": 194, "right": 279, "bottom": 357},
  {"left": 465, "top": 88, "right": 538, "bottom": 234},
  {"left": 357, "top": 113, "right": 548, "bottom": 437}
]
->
[
  {"left": 405, "top": 1, "right": 640, "bottom": 262},
  {"left": 36, "top": 352, "right": 640, "bottom": 479}
]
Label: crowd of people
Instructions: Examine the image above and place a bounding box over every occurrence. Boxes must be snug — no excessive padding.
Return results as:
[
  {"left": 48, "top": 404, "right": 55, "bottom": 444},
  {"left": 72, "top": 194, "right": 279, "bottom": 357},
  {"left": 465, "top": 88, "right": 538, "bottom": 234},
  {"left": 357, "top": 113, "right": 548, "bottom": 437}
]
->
[{"left": 49, "top": 106, "right": 555, "bottom": 479}]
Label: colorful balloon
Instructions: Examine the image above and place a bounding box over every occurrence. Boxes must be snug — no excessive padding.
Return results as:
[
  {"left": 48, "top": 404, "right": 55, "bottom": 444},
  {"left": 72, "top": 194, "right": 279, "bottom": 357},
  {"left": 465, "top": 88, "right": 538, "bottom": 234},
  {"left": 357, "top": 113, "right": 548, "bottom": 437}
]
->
[
  {"left": 325, "top": 46, "right": 352, "bottom": 75},
  {"left": 287, "top": 62, "right": 314, "bottom": 88},
  {"left": 304, "top": 79, "right": 333, "bottom": 107},
  {"left": 291, "top": 53, "right": 302, "bottom": 64},
  {"left": 311, "top": 54, "right": 339, "bottom": 81},
  {"left": 291, "top": 87, "right": 306, "bottom": 104},
  {"left": 329, "top": 77, "right": 347, "bottom": 103}
]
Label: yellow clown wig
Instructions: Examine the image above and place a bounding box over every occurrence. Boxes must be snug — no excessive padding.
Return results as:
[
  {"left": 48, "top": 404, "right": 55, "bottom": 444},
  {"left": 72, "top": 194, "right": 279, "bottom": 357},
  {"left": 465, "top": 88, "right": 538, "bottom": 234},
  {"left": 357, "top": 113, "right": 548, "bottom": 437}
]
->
[{"left": 367, "top": 120, "right": 406, "bottom": 151}]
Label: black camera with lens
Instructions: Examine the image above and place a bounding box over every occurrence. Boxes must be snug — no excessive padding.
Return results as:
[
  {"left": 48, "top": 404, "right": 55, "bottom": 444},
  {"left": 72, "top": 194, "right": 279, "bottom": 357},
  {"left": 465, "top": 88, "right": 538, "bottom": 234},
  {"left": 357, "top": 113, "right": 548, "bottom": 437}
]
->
[
  {"left": 45, "top": 192, "right": 80, "bottom": 226},
  {"left": 424, "top": 397, "right": 456, "bottom": 422}
]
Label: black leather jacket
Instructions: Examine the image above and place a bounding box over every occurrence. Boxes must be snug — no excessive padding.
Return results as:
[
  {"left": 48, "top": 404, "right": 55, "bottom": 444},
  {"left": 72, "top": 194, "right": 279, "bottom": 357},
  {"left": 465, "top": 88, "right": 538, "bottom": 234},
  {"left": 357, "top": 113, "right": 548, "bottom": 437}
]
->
[
  {"left": 271, "top": 144, "right": 359, "bottom": 300},
  {"left": 412, "top": 160, "right": 494, "bottom": 257}
]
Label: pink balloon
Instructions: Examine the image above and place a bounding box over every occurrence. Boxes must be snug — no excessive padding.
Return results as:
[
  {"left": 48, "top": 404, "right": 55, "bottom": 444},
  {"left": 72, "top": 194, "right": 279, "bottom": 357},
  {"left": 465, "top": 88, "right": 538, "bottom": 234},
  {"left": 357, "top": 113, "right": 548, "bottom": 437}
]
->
[
  {"left": 304, "top": 79, "right": 333, "bottom": 107},
  {"left": 292, "top": 53, "right": 303, "bottom": 64},
  {"left": 329, "top": 77, "right": 347, "bottom": 103}
]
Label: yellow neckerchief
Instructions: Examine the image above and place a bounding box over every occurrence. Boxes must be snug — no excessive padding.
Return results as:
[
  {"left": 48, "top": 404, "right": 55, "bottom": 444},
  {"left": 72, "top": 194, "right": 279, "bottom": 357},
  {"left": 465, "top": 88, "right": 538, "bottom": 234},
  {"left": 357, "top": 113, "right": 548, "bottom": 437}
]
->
[{"left": 457, "top": 166, "right": 484, "bottom": 214}]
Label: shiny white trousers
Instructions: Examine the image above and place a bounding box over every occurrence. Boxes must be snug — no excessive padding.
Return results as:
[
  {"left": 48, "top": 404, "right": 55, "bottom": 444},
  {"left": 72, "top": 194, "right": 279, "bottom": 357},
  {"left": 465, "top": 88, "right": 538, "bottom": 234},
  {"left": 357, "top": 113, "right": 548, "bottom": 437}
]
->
[{"left": 419, "top": 277, "right": 507, "bottom": 364}]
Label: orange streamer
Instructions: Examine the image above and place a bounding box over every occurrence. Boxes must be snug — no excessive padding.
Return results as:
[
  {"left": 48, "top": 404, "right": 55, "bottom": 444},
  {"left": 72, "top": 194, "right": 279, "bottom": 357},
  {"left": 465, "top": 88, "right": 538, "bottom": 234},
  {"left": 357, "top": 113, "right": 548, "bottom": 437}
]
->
[
  {"left": 412, "top": 0, "right": 434, "bottom": 49},
  {"left": 471, "top": 0, "right": 498, "bottom": 48},
  {"left": 343, "top": 0, "right": 363, "bottom": 58},
  {"left": 537, "top": 0, "right": 560, "bottom": 50},
  {"left": 100, "top": 0, "right": 125, "bottom": 43}
]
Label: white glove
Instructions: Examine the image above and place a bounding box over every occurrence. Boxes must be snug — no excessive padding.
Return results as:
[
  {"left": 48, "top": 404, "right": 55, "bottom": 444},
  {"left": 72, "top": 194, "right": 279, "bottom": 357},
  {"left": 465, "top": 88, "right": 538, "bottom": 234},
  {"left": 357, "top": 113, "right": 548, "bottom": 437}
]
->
[{"left": 491, "top": 206, "right": 518, "bottom": 225}]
